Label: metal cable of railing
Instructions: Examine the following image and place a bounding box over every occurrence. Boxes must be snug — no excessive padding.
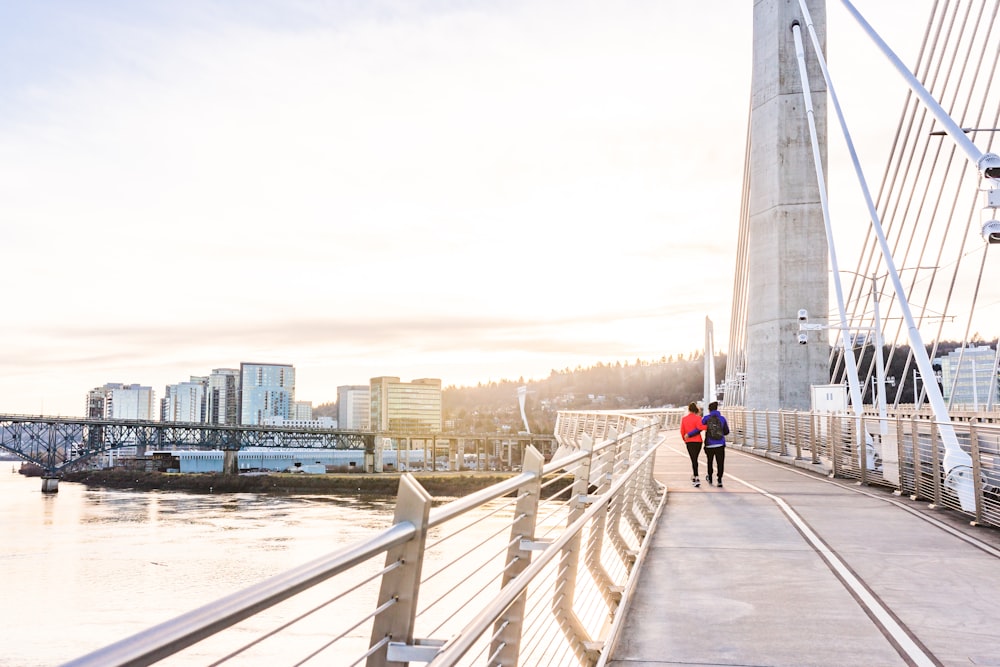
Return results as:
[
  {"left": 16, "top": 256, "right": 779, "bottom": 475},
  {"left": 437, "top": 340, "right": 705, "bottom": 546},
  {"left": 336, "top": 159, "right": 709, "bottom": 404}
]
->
[
  {"left": 63, "top": 522, "right": 417, "bottom": 667},
  {"left": 428, "top": 442, "right": 661, "bottom": 665},
  {"left": 423, "top": 494, "right": 521, "bottom": 553},
  {"left": 728, "top": 406, "right": 1000, "bottom": 527},
  {"left": 207, "top": 558, "right": 405, "bottom": 666},
  {"left": 63, "top": 409, "right": 667, "bottom": 667}
]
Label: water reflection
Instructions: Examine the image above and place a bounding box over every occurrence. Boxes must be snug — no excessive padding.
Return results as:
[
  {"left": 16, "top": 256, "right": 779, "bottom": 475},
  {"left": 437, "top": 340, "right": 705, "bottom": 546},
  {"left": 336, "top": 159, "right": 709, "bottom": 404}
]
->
[{"left": 0, "top": 473, "right": 397, "bottom": 666}]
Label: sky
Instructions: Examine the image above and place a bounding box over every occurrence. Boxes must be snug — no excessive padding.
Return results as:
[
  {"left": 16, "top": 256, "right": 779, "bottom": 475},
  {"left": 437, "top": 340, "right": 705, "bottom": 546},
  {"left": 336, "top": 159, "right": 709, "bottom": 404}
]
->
[{"left": 0, "top": 1, "right": 945, "bottom": 416}]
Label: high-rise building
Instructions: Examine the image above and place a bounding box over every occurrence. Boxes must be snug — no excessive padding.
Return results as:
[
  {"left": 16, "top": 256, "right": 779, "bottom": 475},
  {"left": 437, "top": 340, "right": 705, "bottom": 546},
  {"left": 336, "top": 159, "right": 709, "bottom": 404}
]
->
[
  {"left": 86, "top": 383, "right": 157, "bottom": 420},
  {"left": 162, "top": 377, "right": 208, "bottom": 423},
  {"left": 936, "top": 345, "right": 999, "bottom": 408},
  {"left": 337, "top": 385, "right": 370, "bottom": 430},
  {"left": 207, "top": 368, "right": 240, "bottom": 425},
  {"left": 369, "top": 377, "right": 441, "bottom": 433},
  {"left": 239, "top": 363, "right": 296, "bottom": 425}
]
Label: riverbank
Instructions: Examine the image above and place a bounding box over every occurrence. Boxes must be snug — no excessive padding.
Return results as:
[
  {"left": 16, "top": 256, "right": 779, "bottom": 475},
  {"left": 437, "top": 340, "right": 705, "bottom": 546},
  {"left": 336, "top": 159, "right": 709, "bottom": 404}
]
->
[{"left": 61, "top": 469, "right": 518, "bottom": 497}]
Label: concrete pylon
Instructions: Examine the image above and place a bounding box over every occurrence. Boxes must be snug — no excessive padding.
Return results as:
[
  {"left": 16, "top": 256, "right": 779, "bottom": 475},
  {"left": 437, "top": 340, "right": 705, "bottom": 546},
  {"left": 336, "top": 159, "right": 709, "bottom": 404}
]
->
[{"left": 744, "top": 0, "right": 830, "bottom": 410}]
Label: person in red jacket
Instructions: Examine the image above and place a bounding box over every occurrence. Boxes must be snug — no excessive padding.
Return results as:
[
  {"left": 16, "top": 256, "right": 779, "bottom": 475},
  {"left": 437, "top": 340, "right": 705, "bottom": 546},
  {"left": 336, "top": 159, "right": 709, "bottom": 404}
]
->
[{"left": 680, "top": 402, "right": 705, "bottom": 487}]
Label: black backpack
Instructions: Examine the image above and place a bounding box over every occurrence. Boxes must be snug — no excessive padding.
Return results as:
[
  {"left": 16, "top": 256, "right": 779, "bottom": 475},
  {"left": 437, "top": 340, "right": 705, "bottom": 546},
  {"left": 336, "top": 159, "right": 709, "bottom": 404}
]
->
[{"left": 706, "top": 414, "right": 725, "bottom": 441}]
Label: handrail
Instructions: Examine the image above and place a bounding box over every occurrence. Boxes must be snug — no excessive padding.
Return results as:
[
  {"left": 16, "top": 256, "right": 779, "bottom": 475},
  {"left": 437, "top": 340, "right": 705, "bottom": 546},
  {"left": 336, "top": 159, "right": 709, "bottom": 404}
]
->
[
  {"left": 63, "top": 409, "right": 672, "bottom": 667},
  {"left": 63, "top": 523, "right": 418, "bottom": 667},
  {"left": 725, "top": 406, "right": 1000, "bottom": 528},
  {"left": 429, "top": 443, "right": 660, "bottom": 664}
]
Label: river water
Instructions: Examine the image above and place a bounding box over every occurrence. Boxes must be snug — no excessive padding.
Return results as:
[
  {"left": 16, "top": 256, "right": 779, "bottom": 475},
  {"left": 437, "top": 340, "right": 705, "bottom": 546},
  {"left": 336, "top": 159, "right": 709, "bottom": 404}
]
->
[{"left": 0, "top": 469, "right": 403, "bottom": 666}]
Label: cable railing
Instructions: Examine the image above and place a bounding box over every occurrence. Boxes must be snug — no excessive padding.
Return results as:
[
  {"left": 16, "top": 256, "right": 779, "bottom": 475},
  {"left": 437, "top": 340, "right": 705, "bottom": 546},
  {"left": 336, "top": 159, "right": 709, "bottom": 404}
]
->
[
  {"left": 727, "top": 406, "right": 1000, "bottom": 527},
  {"left": 63, "top": 409, "right": 672, "bottom": 667}
]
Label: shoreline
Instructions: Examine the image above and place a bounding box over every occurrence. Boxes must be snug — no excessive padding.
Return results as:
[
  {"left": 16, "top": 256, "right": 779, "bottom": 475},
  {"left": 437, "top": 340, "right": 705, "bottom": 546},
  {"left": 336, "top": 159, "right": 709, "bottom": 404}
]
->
[{"left": 61, "top": 469, "right": 518, "bottom": 497}]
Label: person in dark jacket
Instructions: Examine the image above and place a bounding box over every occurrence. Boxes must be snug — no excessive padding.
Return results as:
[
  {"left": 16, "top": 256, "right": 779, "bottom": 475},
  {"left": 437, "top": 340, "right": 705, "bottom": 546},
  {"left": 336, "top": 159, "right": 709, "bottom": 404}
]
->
[
  {"left": 701, "top": 401, "right": 729, "bottom": 487},
  {"left": 680, "top": 402, "right": 704, "bottom": 487}
]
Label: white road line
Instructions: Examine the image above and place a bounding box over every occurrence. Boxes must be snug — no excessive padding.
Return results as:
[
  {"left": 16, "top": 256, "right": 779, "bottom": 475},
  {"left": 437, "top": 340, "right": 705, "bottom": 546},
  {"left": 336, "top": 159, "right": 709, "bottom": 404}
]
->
[
  {"left": 731, "top": 448, "right": 1000, "bottom": 559},
  {"left": 731, "top": 473, "right": 938, "bottom": 667}
]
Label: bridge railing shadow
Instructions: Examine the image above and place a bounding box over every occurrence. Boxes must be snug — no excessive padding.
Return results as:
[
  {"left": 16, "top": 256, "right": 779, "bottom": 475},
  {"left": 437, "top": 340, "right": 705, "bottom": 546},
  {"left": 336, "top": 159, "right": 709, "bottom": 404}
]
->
[
  {"left": 728, "top": 407, "right": 1000, "bottom": 527},
  {"left": 63, "top": 410, "right": 671, "bottom": 667}
]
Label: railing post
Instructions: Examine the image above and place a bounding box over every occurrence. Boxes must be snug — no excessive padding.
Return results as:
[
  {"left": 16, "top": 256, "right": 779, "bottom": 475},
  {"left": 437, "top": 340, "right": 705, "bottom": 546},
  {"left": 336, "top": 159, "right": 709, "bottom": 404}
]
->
[
  {"left": 778, "top": 411, "right": 786, "bottom": 457},
  {"left": 750, "top": 410, "right": 757, "bottom": 449},
  {"left": 585, "top": 435, "right": 620, "bottom": 612},
  {"left": 859, "top": 414, "right": 868, "bottom": 486},
  {"left": 895, "top": 413, "right": 906, "bottom": 495},
  {"left": 490, "top": 446, "right": 545, "bottom": 666},
  {"left": 367, "top": 474, "right": 433, "bottom": 667},
  {"left": 831, "top": 414, "right": 840, "bottom": 477},
  {"left": 765, "top": 412, "right": 774, "bottom": 455},
  {"left": 607, "top": 430, "right": 632, "bottom": 565},
  {"left": 794, "top": 411, "right": 803, "bottom": 460},
  {"left": 909, "top": 414, "right": 922, "bottom": 500},
  {"left": 807, "top": 411, "right": 814, "bottom": 463},
  {"left": 622, "top": 429, "right": 645, "bottom": 538},
  {"left": 930, "top": 420, "right": 942, "bottom": 508},
  {"left": 552, "top": 433, "right": 600, "bottom": 666},
  {"left": 969, "top": 419, "right": 984, "bottom": 525}
]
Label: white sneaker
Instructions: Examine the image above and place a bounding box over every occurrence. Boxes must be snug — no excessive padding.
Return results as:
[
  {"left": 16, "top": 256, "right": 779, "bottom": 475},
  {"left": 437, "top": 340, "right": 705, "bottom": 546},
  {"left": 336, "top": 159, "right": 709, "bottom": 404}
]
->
[{"left": 692, "top": 476, "right": 700, "bottom": 487}]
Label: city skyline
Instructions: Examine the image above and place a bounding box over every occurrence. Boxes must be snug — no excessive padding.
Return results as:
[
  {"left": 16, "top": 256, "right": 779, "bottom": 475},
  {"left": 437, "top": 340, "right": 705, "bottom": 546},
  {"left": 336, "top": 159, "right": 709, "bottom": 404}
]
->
[{"left": 1, "top": 1, "right": 969, "bottom": 417}]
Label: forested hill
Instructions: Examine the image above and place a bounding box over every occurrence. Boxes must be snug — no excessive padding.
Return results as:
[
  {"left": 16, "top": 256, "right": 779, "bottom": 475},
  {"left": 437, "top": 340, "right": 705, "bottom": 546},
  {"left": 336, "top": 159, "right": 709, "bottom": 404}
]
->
[
  {"left": 314, "top": 338, "right": 991, "bottom": 434},
  {"left": 442, "top": 354, "right": 725, "bottom": 434}
]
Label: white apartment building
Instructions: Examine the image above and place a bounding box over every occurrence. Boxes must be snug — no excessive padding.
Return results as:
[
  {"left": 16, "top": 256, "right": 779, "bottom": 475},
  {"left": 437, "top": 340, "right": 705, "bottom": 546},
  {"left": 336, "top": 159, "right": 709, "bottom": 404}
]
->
[{"left": 337, "top": 385, "right": 370, "bottom": 430}]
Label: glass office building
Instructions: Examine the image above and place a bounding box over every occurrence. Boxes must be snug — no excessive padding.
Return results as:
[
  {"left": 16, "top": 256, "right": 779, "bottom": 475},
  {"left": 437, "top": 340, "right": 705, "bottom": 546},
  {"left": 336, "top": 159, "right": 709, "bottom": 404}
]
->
[
  {"left": 240, "top": 363, "right": 296, "bottom": 425},
  {"left": 369, "top": 377, "right": 441, "bottom": 433}
]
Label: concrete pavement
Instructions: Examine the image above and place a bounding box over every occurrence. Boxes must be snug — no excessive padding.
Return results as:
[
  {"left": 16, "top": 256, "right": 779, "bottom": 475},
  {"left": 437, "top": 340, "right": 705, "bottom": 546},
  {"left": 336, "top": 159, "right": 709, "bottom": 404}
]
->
[{"left": 604, "top": 432, "right": 1000, "bottom": 667}]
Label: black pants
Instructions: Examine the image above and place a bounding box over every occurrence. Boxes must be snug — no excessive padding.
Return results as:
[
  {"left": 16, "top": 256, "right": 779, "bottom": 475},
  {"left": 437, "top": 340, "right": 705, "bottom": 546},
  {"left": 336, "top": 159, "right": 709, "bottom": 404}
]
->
[
  {"left": 705, "top": 445, "right": 725, "bottom": 480},
  {"left": 685, "top": 441, "right": 702, "bottom": 476}
]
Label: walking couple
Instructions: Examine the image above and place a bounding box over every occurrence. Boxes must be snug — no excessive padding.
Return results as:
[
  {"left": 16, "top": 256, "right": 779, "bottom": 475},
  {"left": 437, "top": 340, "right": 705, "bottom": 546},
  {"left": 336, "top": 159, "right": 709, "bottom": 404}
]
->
[{"left": 681, "top": 401, "right": 729, "bottom": 488}]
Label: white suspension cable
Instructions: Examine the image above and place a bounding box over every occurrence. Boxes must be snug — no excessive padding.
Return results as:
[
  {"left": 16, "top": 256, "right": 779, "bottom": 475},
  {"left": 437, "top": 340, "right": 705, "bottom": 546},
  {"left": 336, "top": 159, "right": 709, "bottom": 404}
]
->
[
  {"left": 790, "top": 24, "right": 867, "bottom": 435},
  {"left": 797, "top": 0, "right": 976, "bottom": 512}
]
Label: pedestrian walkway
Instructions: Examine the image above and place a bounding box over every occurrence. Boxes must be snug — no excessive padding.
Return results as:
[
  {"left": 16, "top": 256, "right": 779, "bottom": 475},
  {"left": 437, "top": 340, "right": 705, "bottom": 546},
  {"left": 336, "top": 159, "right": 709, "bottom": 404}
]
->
[{"left": 604, "top": 431, "right": 1000, "bottom": 667}]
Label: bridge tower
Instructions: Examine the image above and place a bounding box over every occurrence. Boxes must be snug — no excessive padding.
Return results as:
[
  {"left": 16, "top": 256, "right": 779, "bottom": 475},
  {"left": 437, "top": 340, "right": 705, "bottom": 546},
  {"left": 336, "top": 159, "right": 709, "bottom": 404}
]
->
[{"left": 742, "top": 0, "right": 830, "bottom": 410}]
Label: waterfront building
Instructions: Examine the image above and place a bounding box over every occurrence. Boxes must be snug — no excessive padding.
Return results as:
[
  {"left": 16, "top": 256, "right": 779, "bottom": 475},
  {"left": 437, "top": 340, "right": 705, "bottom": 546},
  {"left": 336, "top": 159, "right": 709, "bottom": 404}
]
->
[
  {"left": 369, "top": 377, "right": 442, "bottom": 433},
  {"left": 167, "top": 448, "right": 423, "bottom": 473},
  {"left": 206, "top": 368, "right": 240, "bottom": 425},
  {"left": 292, "top": 401, "right": 313, "bottom": 420},
  {"left": 261, "top": 416, "right": 336, "bottom": 429},
  {"left": 936, "top": 344, "right": 1000, "bottom": 409},
  {"left": 86, "top": 383, "right": 157, "bottom": 420},
  {"left": 162, "top": 377, "right": 207, "bottom": 423},
  {"left": 239, "top": 362, "right": 296, "bottom": 425},
  {"left": 338, "top": 385, "right": 370, "bottom": 430}
]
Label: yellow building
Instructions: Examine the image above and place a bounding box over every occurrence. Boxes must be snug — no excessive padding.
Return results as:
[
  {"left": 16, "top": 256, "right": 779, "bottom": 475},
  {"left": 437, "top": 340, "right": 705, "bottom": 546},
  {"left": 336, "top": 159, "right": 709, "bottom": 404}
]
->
[{"left": 369, "top": 377, "right": 442, "bottom": 433}]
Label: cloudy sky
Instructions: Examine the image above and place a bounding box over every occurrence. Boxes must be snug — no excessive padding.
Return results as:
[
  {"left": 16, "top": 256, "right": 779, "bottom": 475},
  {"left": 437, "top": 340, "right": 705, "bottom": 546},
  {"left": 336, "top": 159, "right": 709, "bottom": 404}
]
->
[{"left": 0, "top": 1, "right": 939, "bottom": 416}]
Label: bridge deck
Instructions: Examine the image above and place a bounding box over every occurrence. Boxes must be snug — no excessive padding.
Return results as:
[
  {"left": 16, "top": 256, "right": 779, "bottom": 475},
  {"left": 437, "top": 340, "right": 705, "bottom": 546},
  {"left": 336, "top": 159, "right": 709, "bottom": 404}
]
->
[{"left": 606, "top": 432, "right": 1000, "bottom": 667}]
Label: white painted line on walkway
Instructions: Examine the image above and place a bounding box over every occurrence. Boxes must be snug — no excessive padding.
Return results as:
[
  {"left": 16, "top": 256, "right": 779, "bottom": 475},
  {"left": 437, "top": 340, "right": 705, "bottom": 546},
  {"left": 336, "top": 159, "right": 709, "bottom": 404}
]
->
[
  {"left": 734, "top": 449, "right": 1000, "bottom": 559},
  {"left": 730, "top": 472, "right": 940, "bottom": 667}
]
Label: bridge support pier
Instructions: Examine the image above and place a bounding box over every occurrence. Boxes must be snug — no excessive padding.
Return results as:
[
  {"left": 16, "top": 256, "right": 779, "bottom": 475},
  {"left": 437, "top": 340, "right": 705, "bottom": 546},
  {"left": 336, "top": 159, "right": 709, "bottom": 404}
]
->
[
  {"left": 41, "top": 476, "right": 59, "bottom": 494},
  {"left": 222, "top": 448, "right": 239, "bottom": 475}
]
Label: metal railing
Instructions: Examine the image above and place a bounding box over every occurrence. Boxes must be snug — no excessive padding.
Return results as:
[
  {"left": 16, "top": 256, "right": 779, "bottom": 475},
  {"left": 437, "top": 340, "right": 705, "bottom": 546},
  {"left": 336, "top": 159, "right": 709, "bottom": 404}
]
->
[
  {"left": 727, "top": 407, "right": 1000, "bottom": 527},
  {"left": 64, "top": 410, "right": 672, "bottom": 667}
]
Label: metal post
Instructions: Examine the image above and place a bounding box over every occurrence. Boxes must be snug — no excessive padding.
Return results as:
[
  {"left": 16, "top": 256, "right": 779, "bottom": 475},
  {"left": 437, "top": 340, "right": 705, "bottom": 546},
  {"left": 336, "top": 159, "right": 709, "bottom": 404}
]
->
[
  {"left": 969, "top": 419, "right": 984, "bottom": 525},
  {"left": 586, "top": 436, "right": 619, "bottom": 611},
  {"left": 552, "top": 434, "right": 599, "bottom": 666},
  {"left": 871, "top": 272, "right": 889, "bottom": 434},
  {"left": 606, "top": 430, "right": 631, "bottom": 565},
  {"left": 831, "top": 414, "right": 840, "bottom": 477},
  {"left": 859, "top": 414, "right": 868, "bottom": 486},
  {"left": 490, "top": 446, "right": 544, "bottom": 666},
  {"left": 367, "top": 474, "right": 433, "bottom": 667},
  {"left": 910, "top": 414, "right": 922, "bottom": 500},
  {"left": 794, "top": 411, "right": 803, "bottom": 460},
  {"left": 930, "top": 421, "right": 942, "bottom": 508}
]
